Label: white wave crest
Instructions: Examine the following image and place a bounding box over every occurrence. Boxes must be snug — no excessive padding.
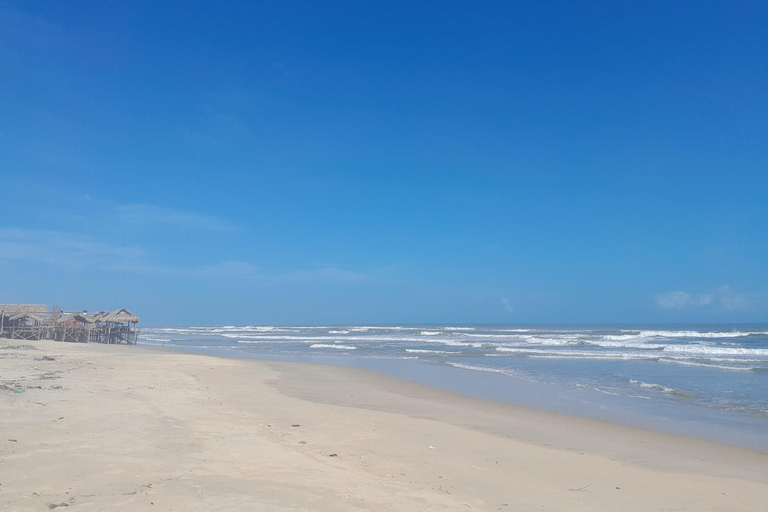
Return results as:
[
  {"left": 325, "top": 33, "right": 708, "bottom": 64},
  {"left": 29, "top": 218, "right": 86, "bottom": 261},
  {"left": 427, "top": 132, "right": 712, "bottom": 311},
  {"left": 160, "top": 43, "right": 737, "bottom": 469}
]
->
[
  {"left": 310, "top": 344, "right": 357, "bottom": 350},
  {"left": 495, "top": 347, "right": 660, "bottom": 361},
  {"left": 405, "top": 349, "right": 461, "bottom": 354},
  {"left": 443, "top": 362, "right": 542, "bottom": 383},
  {"left": 661, "top": 345, "right": 768, "bottom": 357},
  {"left": 629, "top": 379, "right": 693, "bottom": 397},
  {"left": 586, "top": 340, "right": 666, "bottom": 349},
  {"left": 631, "top": 330, "right": 767, "bottom": 339},
  {"left": 658, "top": 358, "right": 758, "bottom": 371},
  {"left": 426, "top": 339, "right": 488, "bottom": 348}
]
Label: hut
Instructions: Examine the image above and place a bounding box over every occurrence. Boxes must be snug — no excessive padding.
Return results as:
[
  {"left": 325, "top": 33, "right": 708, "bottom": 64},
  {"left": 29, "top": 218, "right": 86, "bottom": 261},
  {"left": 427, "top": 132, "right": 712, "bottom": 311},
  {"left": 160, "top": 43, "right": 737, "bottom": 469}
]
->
[
  {"left": 1, "top": 305, "right": 140, "bottom": 344},
  {"left": 0, "top": 305, "right": 51, "bottom": 340},
  {"left": 93, "top": 309, "right": 140, "bottom": 344},
  {"left": 54, "top": 312, "right": 98, "bottom": 343}
]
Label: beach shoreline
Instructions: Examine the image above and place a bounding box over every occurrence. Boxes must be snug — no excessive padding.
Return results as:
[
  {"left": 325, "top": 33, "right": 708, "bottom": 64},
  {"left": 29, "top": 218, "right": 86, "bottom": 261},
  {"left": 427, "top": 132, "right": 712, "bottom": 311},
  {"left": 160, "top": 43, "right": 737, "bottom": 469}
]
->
[
  {"left": 2, "top": 338, "right": 766, "bottom": 511},
  {"left": 137, "top": 324, "right": 768, "bottom": 452}
]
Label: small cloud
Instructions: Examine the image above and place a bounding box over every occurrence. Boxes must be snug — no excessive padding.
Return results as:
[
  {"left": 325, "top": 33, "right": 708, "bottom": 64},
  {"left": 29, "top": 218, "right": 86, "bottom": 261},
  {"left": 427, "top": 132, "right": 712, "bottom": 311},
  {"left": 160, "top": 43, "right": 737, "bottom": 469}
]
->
[
  {"left": 501, "top": 297, "right": 514, "bottom": 314},
  {"left": 656, "top": 291, "right": 713, "bottom": 310},
  {"left": 715, "top": 285, "right": 748, "bottom": 311},
  {"left": 656, "top": 285, "right": 758, "bottom": 312}
]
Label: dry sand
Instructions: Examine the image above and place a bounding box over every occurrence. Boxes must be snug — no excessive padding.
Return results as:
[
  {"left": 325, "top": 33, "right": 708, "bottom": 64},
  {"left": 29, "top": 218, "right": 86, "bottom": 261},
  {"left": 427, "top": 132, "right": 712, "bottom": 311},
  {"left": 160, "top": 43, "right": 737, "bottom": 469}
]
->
[{"left": 1, "top": 338, "right": 766, "bottom": 511}]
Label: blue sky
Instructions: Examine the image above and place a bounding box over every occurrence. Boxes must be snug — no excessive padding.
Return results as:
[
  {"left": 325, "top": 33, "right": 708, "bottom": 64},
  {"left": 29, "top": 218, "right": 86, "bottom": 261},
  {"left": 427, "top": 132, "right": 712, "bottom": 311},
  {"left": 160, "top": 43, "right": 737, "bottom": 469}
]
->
[{"left": 1, "top": 1, "right": 766, "bottom": 325}]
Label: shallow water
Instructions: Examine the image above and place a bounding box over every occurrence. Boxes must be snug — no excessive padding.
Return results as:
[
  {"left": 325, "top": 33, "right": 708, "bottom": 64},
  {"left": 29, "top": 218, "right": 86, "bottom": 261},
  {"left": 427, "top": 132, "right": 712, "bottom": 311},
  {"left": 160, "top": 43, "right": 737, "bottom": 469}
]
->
[{"left": 139, "top": 324, "right": 768, "bottom": 450}]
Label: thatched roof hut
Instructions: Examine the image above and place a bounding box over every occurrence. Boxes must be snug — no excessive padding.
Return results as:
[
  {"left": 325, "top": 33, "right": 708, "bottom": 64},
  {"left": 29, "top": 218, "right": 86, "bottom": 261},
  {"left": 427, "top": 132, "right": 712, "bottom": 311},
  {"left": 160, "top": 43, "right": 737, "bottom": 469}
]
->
[
  {"left": 0, "top": 304, "right": 47, "bottom": 315},
  {"left": 1, "top": 305, "right": 140, "bottom": 344},
  {"left": 8, "top": 312, "right": 50, "bottom": 323},
  {"left": 100, "top": 309, "right": 140, "bottom": 324}
]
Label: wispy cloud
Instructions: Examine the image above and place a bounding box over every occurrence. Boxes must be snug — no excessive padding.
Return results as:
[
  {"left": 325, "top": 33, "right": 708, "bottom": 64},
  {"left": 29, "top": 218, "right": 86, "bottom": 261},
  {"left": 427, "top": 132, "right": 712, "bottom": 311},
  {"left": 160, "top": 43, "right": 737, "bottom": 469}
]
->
[
  {"left": 17, "top": 194, "right": 235, "bottom": 233},
  {"left": 715, "top": 285, "right": 751, "bottom": 311},
  {"left": 0, "top": 228, "right": 144, "bottom": 269},
  {"left": 175, "top": 263, "right": 373, "bottom": 283},
  {"left": 655, "top": 285, "right": 759, "bottom": 312},
  {"left": 0, "top": 228, "right": 373, "bottom": 284},
  {"left": 284, "top": 267, "right": 372, "bottom": 283},
  {"left": 111, "top": 204, "right": 235, "bottom": 232},
  {"left": 655, "top": 291, "right": 713, "bottom": 309},
  {"left": 501, "top": 297, "right": 514, "bottom": 313}
]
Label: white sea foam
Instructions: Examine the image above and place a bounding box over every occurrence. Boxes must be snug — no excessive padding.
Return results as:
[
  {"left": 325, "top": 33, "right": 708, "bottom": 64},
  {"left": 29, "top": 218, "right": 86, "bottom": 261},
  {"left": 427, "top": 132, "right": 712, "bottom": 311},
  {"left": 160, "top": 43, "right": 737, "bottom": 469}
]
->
[
  {"left": 240, "top": 334, "right": 430, "bottom": 344},
  {"left": 221, "top": 333, "right": 269, "bottom": 339},
  {"left": 462, "top": 333, "right": 607, "bottom": 347},
  {"left": 629, "top": 379, "right": 692, "bottom": 396},
  {"left": 443, "top": 362, "right": 542, "bottom": 383},
  {"left": 518, "top": 336, "right": 585, "bottom": 346},
  {"left": 462, "top": 333, "right": 540, "bottom": 339},
  {"left": 575, "top": 383, "right": 622, "bottom": 396},
  {"left": 420, "top": 331, "right": 441, "bottom": 336},
  {"left": 405, "top": 349, "right": 461, "bottom": 354},
  {"left": 426, "top": 339, "right": 487, "bottom": 348},
  {"left": 661, "top": 345, "right": 768, "bottom": 357},
  {"left": 310, "top": 344, "right": 357, "bottom": 350},
  {"left": 348, "top": 326, "right": 412, "bottom": 332},
  {"left": 328, "top": 330, "right": 350, "bottom": 334},
  {"left": 494, "top": 347, "right": 657, "bottom": 360},
  {"left": 658, "top": 358, "right": 758, "bottom": 371},
  {"left": 628, "top": 330, "right": 767, "bottom": 339},
  {"left": 146, "top": 328, "right": 198, "bottom": 334},
  {"left": 586, "top": 339, "right": 666, "bottom": 349}
]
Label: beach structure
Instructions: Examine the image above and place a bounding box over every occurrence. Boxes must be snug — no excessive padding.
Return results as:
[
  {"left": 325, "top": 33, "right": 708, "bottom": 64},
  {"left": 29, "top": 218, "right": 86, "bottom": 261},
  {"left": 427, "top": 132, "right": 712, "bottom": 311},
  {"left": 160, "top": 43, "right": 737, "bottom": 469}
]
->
[
  {"left": 91, "top": 309, "right": 140, "bottom": 344},
  {"left": 0, "top": 305, "right": 139, "bottom": 344},
  {"left": 0, "top": 305, "right": 51, "bottom": 340},
  {"left": 54, "top": 312, "right": 98, "bottom": 343}
]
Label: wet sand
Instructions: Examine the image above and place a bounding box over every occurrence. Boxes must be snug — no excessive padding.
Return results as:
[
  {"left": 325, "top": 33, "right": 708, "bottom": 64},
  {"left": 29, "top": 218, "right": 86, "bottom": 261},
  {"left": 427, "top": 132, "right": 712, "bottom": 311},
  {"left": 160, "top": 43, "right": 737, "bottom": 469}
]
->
[{"left": 1, "top": 338, "right": 766, "bottom": 511}]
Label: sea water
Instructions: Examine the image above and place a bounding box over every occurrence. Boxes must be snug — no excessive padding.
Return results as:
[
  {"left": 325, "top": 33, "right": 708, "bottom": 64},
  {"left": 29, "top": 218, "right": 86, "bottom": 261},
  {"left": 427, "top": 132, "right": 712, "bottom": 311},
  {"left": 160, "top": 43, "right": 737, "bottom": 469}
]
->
[{"left": 138, "top": 325, "right": 768, "bottom": 449}]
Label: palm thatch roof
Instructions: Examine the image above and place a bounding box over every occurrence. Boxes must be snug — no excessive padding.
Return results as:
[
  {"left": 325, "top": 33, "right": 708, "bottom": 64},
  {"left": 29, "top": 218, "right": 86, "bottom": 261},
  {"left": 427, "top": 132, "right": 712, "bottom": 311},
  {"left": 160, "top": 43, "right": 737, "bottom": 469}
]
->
[
  {"left": 0, "top": 304, "right": 47, "bottom": 314},
  {"left": 55, "top": 313, "right": 77, "bottom": 324},
  {"left": 72, "top": 312, "right": 100, "bottom": 324},
  {"left": 8, "top": 312, "right": 50, "bottom": 323},
  {"left": 55, "top": 313, "right": 71, "bottom": 322},
  {"left": 100, "top": 309, "right": 140, "bottom": 324}
]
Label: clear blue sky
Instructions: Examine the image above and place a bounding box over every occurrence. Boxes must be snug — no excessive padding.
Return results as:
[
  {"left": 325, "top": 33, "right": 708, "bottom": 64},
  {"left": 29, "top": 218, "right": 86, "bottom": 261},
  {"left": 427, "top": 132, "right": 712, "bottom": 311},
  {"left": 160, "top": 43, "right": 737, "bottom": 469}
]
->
[{"left": 1, "top": 1, "right": 766, "bottom": 325}]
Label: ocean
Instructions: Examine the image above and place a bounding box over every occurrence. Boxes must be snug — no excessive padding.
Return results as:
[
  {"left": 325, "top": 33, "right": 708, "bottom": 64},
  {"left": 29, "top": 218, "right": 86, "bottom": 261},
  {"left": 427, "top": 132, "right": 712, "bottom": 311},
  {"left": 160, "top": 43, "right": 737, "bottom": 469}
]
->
[{"left": 138, "top": 324, "right": 768, "bottom": 450}]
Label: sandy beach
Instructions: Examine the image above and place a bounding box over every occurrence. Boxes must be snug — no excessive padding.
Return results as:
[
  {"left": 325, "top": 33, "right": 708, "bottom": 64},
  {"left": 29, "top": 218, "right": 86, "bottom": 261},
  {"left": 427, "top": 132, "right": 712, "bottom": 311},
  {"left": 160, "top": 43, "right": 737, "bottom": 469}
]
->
[{"left": 1, "top": 339, "right": 766, "bottom": 511}]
